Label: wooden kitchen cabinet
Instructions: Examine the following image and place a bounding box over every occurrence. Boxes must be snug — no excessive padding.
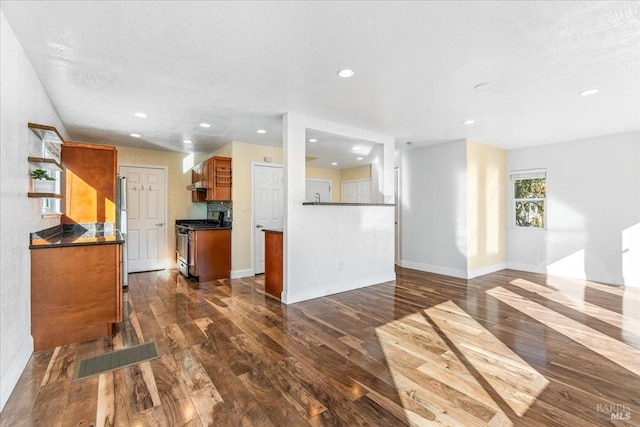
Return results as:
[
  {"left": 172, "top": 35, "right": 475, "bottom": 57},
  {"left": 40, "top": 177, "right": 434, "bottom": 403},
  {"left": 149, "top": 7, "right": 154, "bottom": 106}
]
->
[
  {"left": 206, "top": 156, "right": 232, "bottom": 201},
  {"left": 31, "top": 243, "right": 123, "bottom": 351},
  {"left": 190, "top": 156, "right": 232, "bottom": 202},
  {"left": 191, "top": 161, "right": 207, "bottom": 202},
  {"left": 264, "top": 230, "right": 283, "bottom": 299},
  {"left": 61, "top": 141, "right": 117, "bottom": 224},
  {"left": 188, "top": 229, "right": 231, "bottom": 281}
]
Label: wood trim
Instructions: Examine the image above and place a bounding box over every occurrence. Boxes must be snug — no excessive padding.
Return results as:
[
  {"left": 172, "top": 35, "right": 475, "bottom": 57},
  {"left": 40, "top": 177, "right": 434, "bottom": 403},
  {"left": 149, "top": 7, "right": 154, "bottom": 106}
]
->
[
  {"left": 28, "top": 157, "right": 63, "bottom": 172},
  {"left": 62, "top": 141, "right": 117, "bottom": 150},
  {"left": 28, "top": 193, "right": 63, "bottom": 199}
]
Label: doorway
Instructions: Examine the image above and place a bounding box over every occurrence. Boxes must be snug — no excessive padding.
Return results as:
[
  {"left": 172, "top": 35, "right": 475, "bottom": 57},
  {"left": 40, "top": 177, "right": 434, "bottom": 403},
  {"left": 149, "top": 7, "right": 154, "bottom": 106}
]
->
[
  {"left": 119, "top": 165, "right": 167, "bottom": 273},
  {"left": 253, "top": 164, "right": 284, "bottom": 275},
  {"left": 305, "top": 179, "right": 331, "bottom": 202}
]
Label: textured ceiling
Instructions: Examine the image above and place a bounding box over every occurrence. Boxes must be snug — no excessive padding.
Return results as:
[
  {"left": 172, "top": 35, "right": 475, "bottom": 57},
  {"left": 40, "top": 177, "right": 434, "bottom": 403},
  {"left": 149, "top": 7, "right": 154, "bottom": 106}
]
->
[{"left": 1, "top": 1, "right": 639, "bottom": 155}]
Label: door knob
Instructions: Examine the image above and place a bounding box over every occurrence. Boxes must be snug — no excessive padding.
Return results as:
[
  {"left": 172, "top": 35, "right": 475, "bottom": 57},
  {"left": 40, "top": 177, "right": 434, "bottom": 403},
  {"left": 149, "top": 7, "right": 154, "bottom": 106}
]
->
[
  {"left": 156, "top": 223, "right": 164, "bottom": 226},
  {"left": 256, "top": 224, "right": 264, "bottom": 228}
]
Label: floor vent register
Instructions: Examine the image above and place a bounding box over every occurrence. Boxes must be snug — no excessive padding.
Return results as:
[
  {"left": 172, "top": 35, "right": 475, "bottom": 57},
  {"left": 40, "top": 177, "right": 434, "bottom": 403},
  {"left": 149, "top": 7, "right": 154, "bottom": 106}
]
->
[{"left": 74, "top": 342, "right": 159, "bottom": 380}]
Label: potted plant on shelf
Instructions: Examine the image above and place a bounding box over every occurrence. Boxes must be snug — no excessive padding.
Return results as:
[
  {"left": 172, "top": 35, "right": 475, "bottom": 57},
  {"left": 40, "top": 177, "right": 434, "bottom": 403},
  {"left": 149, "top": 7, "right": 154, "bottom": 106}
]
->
[{"left": 31, "top": 169, "right": 56, "bottom": 193}]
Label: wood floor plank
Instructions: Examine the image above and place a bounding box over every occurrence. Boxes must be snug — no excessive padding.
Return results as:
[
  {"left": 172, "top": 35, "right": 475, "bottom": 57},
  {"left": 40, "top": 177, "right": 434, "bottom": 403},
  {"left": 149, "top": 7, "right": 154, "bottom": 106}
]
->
[
  {"left": 41, "top": 344, "right": 77, "bottom": 386},
  {"left": 192, "top": 340, "right": 275, "bottom": 426},
  {"left": 60, "top": 375, "right": 99, "bottom": 426},
  {"left": 96, "top": 370, "right": 130, "bottom": 427}
]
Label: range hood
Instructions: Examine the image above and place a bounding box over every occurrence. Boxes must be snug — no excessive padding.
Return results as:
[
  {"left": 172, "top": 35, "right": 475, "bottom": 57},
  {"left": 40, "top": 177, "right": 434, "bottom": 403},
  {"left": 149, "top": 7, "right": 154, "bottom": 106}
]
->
[{"left": 187, "top": 181, "right": 206, "bottom": 191}]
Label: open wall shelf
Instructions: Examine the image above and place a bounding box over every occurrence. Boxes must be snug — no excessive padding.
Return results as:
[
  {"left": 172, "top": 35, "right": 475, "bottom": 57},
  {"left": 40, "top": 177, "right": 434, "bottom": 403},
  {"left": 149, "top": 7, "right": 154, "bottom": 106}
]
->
[
  {"left": 28, "top": 193, "right": 63, "bottom": 199},
  {"left": 28, "top": 157, "right": 63, "bottom": 172},
  {"left": 28, "top": 123, "right": 64, "bottom": 145}
]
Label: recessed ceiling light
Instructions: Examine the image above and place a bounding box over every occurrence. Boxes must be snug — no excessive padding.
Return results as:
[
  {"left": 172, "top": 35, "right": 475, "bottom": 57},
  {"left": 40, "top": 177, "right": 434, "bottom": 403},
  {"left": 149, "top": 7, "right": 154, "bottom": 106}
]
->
[
  {"left": 199, "top": 123, "right": 211, "bottom": 128},
  {"left": 331, "top": 162, "right": 338, "bottom": 166},
  {"left": 357, "top": 157, "right": 363, "bottom": 160},
  {"left": 256, "top": 129, "right": 266, "bottom": 134},
  {"left": 130, "top": 133, "right": 141, "bottom": 138},
  {"left": 579, "top": 88, "right": 599, "bottom": 96},
  {"left": 337, "top": 69, "right": 355, "bottom": 78},
  {"left": 463, "top": 120, "right": 476, "bottom": 125},
  {"left": 183, "top": 139, "right": 192, "bottom": 144},
  {"left": 352, "top": 146, "right": 359, "bottom": 151},
  {"left": 473, "top": 83, "right": 491, "bottom": 91},
  {"left": 309, "top": 138, "right": 318, "bottom": 142},
  {"left": 134, "top": 112, "right": 147, "bottom": 118}
]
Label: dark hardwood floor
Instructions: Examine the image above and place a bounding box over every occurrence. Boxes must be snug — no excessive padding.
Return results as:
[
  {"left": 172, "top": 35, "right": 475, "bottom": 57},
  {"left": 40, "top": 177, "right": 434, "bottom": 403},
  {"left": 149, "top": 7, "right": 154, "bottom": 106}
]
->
[{"left": 1, "top": 267, "right": 639, "bottom": 426}]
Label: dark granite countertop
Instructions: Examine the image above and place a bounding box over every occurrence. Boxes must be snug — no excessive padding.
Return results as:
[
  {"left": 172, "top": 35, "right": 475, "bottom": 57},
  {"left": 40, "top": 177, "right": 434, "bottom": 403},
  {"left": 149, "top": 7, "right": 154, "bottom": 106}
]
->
[
  {"left": 175, "top": 219, "right": 232, "bottom": 231},
  {"left": 302, "top": 202, "right": 395, "bottom": 206},
  {"left": 262, "top": 228, "right": 283, "bottom": 234},
  {"left": 30, "top": 223, "right": 124, "bottom": 249}
]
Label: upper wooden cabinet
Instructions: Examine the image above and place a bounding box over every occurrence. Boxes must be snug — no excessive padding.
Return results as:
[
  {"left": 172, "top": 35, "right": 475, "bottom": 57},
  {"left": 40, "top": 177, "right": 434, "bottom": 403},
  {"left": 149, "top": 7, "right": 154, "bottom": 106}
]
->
[
  {"left": 191, "top": 156, "right": 232, "bottom": 202},
  {"left": 61, "top": 141, "right": 117, "bottom": 224},
  {"left": 207, "top": 156, "right": 232, "bottom": 201},
  {"left": 191, "top": 161, "right": 207, "bottom": 202}
]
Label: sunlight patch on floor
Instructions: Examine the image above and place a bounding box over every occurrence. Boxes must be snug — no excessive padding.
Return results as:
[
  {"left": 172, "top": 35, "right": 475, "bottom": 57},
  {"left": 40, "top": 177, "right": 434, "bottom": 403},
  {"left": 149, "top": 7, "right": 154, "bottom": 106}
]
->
[
  {"left": 424, "top": 300, "right": 548, "bottom": 417},
  {"left": 487, "top": 286, "right": 640, "bottom": 376},
  {"left": 373, "top": 302, "right": 551, "bottom": 425},
  {"left": 510, "top": 278, "right": 640, "bottom": 338}
]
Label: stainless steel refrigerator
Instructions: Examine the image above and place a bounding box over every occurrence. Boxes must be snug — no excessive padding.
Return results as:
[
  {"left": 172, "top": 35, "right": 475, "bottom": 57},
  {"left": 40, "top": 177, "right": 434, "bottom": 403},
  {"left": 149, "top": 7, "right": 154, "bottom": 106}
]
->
[{"left": 116, "top": 175, "right": 128, "bottom": 286}]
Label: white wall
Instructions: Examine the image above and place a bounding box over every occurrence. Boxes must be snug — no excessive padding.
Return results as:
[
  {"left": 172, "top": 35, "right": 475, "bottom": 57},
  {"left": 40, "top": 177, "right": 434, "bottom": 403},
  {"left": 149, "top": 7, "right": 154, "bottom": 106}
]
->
[
  {"left": 283, "top": 113, "right": 396, "bottom": 304},
  {"left": 0, "top": 11, "right": 69, "bottom": 410},
  {"left": 506, "top": 131, "right": 640, "bottom": 286},
  {"left": 399, "top": 140, "right": 469, "bottom": 278}
]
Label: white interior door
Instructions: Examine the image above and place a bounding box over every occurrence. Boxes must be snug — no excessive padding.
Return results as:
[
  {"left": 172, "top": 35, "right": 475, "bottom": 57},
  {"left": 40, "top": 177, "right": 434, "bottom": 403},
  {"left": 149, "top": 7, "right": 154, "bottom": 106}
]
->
[
  {"left": 342, "top": 179, "right": 371, "bottom": 203},
  {"left": 305, "top": 179, "right": 331, "bottom": 202},
  {"left": 254, "top": 164, "right": 283, "bottom": 274},
  {"left": 120, "top": 166, "right": 167, "bottom": 273}
]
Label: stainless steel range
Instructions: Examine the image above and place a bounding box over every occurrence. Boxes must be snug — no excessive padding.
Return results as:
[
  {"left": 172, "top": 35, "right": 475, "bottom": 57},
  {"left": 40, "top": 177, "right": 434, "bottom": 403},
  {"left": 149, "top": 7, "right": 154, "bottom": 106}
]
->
[
  {"left": 176, "top": 224, "right": 190, "bottom": 277},
  {"left": 175, "top": 219, "right": 230, "bottom": 278}
]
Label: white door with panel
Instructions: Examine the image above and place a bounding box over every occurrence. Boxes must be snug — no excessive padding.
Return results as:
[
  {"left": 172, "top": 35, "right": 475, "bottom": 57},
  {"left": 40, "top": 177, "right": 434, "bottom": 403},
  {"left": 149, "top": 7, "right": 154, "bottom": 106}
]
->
[
  {"left": 341, "top": 179, "right": 371, "bottom": 203},
  {"left": 120, "top": 166, "right": 167, "bottom": 272},
  {"left": 254, "top": 165, "right": 283, "bottom": 275},
  {"left": 305, "top": 179, "right": 331, "bottom": 203}
]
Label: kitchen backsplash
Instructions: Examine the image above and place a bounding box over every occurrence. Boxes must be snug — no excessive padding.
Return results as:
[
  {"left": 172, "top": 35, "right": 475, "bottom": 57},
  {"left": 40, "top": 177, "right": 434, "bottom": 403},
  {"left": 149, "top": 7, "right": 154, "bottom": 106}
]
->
[{"left": 207, "top": 201, "right": 232, "bottom": 221}]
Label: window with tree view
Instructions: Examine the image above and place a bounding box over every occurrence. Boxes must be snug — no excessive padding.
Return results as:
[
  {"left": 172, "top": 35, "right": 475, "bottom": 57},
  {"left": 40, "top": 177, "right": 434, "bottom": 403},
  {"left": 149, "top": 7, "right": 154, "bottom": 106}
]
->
[{"left": 512, "top": 170, "right": 546, "bottom": 229}]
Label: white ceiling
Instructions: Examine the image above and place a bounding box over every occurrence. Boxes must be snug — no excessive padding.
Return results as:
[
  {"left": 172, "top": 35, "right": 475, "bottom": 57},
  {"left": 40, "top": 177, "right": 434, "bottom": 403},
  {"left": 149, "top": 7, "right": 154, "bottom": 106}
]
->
[{"left": 2, "top": 1, "right": 639, "bottom": 155}]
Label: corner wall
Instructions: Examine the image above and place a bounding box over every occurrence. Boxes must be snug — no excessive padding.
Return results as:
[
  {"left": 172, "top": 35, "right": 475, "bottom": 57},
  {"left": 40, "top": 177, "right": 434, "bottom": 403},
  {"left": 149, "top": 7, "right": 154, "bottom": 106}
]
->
[
  {"left": 467, "top": 140, "right": 506, "bottom": 277},
  {"left": 0, "top": 11, "right": 69, "bottom": 410},
  {"left": 400, "top": 140, "right": 469, "bottom": 278},
  {"left": 506, "top": 131, "right": 640, "bottom": 286}
]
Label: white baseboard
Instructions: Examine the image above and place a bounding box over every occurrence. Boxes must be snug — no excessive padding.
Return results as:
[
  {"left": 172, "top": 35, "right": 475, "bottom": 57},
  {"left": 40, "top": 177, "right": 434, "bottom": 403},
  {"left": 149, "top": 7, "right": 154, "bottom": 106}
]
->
[
  {"left": 399, "top": 260, "right": 468, "bottom": 279},
  {"left": 282, "top": 272, "right": 396, "bottom": 305},
  {"left": 0, "top": 335, "right": 33, "bottom": 412},
  {"left": 467, "top": 262, "right": 507, "bottom": 279},
  {"left": 231, "top": 268, "right": 254, "bottom": 279},
  {"left": 505, "top": 262, "right": 547, "bottom": 275}
]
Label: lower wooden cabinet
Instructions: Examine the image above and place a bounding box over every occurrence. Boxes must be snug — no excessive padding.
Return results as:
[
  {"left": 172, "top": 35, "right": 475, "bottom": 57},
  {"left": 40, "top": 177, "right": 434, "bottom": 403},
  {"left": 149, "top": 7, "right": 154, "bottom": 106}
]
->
[
  {"left": 188, "top": 229, "right": 231, "bottom": 281},
  {"left": 264, "top": 230, "right": 283, "bottom": 299},
  {"left": 31, "top": 243, "right": 123, "bottom": 351}
]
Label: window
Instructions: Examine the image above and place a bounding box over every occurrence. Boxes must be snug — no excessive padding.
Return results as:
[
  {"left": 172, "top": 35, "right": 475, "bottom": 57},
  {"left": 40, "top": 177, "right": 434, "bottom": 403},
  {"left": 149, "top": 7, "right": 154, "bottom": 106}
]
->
[{"left": 511, "top": 169, "right": 546, "bottom": 229}]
